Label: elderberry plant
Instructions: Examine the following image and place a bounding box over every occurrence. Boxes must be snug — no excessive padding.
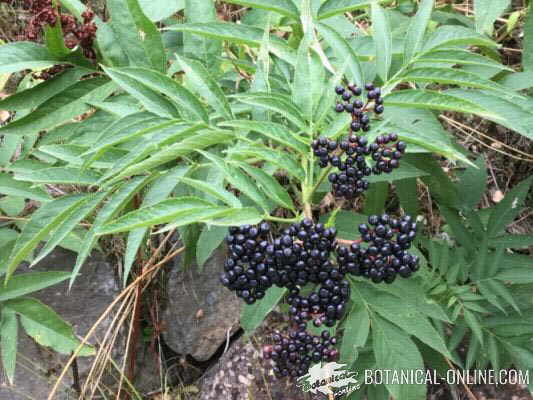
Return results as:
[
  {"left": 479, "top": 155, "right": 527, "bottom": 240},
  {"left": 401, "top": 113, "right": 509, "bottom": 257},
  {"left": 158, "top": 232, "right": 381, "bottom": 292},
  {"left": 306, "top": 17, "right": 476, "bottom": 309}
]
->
[{"left": 0, "top": 0, "right": 532, "bottom": 398}]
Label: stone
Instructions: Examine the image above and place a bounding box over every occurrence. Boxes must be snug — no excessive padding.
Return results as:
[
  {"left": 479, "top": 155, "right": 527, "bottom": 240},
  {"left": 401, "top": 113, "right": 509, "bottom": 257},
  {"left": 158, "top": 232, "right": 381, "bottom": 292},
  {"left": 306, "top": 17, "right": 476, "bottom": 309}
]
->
[
  {"left": 0, "top": 248, "right": 119, "bottom": 400},
  {"left": 161, "top": 247, "right": 241, "bottom": 362}
]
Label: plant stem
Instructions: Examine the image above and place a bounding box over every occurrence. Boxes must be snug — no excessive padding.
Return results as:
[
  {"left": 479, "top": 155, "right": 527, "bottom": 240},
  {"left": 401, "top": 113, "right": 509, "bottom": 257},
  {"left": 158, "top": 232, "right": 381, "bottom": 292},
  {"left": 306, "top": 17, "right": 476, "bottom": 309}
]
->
[{"left": 264, "top": 215, "right": 301, "bottom": 223}]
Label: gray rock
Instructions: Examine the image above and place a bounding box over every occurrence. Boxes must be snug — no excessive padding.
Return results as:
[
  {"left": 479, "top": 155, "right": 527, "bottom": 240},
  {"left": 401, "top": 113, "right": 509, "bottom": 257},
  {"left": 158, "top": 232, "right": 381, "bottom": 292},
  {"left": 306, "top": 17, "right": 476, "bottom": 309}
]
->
[
  {"left": 162, "top": 247, "right": 241, "bottom": 362},
  {"left": 0, "top": 248, "right": 119, "bottom": 400}
]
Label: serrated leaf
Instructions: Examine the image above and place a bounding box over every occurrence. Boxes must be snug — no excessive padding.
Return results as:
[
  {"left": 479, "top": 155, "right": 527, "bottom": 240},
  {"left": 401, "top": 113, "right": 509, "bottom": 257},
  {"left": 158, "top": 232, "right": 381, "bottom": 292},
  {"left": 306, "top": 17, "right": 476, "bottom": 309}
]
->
[
  {"left": 458, "top": 156, "right": 487, "bottom": 210},
  {"left": 340, "top": 305, "right": 370, "bottom": 365},
  {"left": 107, "top": 0, "right": 166, "bottom": 71},
  {"left": 0, "top": 78, "right": 117, "bottom": 137},
  {"left": 400, "top": 67, "right": 509, "bottom": 94},
  {"left": 463, "top": 309, "right": 484, "bottom": 346},
  {"left": 0, "top": 307, "right": 17, "bottom": 384},
  {"left": 318, "top": 0, "right": 383, "bottom": 19},
  {"left": 219, "top": 120, "right": 307, "bottom": 154},
  {"left": 372, "top": 315, "right": 426, "bottom": 400},
  {"left": 180, "top": 177, "right": 242, "bottom": 208},
  {"left": 14, "top": 167, "right": 101, "bottom": 185},
  {"left": 0, "top": 272, "right": 71, "bottom": 302},
  {"left": 234, "top": 93, "right": 306, "bottom": 130},
  {"left": 0, "top": 42, "right": 58, "bottom": 73},
  {"left": 317, "top": 23, "right": 364, "bottom": 88},
  {"left": 371, "top": 3, "right": 392, "bottom": 81},
  {"left": 0, "top": 68, "right": 90, "bottom": 111},
  {"left": 5, "top": 297, "right": 94, "bottom": 356},
  {"left": 196, "top": 225, "right": 227, "bottom": 271},
  {"left": 139, "top": 0, "right": 184, "bottom": 21},
  {"left": 167, "top": 23, "right": 295, "bottom": 65},
  {"left": 475, "top": 0, "right": 511, "bottom": 35},
  {"left": 0, "top": 173, "right": 51, "bottom": 202},
  {"left": 417, "top": 49, "right": 513, "bottom": 71},
  {"left": 31, "top": 192, "right": 108, "bottom": 267},
  {"left": 486, "top": 177, "right": 532, "bottom": 236},
  {"left": 404, "top": 0, "right": 434, "bottom": 64},
  {"left": 70, "top": 175, "right": 152, "bottom": 288},
  {"left": 102, "top": 66, "right": 179, "bottom": 118},
  {"left": 232, "top": 146, "right": 305, "bottom": 180},
  {"left": 98, "top": 197, "right": 216, "bottom": 234},
  {"left": 241, "top": 286, "right": 286, "bottom": 337},
  {"left": 489, "top": 234, "right": 533, "bottom": 248},
  {"left": 175, "top": 55, "right": 233, "bottom": 121},
  {"left": 203, "top": 207, "right": 263, "bottom": 226},
  {"left": 223, "top": 0, "right": 299, "bottom": 18},
  {"left": 423, "top": 25, "right": 498, "bottom": 52},
  {"left": 384, "top": 89, "right": 490, "bottom": 115},
  {"left": 123, "top": 166, "right": 190, "bottom": 285},
  {"left": 5, "top": 195, "right": 87, "bottom": 282},
  {"left": 239, "top": 164, "right": 295, "bottom": 211},
  {"left": 102, "top": 67, "right": 208, "bottom": 122}
]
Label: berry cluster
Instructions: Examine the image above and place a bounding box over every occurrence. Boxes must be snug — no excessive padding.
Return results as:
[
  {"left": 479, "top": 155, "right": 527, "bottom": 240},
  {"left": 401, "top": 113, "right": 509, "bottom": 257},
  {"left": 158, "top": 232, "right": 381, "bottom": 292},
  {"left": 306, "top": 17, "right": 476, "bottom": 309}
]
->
[
  {"left": 263, "top": 329, "right": 339, "bottom": 378},
  {"left": 369, "top": 133, "right": 406, "bottom": 175},
  {"left": 334, "top": 83, "right": 384, "bottom": 133},
  {"left": 337, "top": 214, "right": 420, "bottom": 284},
  {"left": 220, "top": 222, "right": 274, "bottom": 304}
]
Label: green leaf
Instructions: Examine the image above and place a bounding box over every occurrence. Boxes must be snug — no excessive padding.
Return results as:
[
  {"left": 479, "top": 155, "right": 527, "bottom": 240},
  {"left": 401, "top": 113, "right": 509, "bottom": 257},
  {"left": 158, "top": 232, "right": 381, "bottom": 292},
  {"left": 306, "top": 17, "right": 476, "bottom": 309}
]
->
[
  {"left": 423, "top": 25, "right": 499, "bottom": 52},
  {"left": 368, "top": 291, "right": 452, "bottom": 358},
  {"left": 183, "top": 0, "right": 221, "bottom": 67},
  {"left": 396, "top": 178, "right": 419, "bottom": 217},
  {"left": 175, "top": 55, "right": 233, "bottom": 121},
  {"left": 0, "top": 272, "right": 71, "bottom": 302},
  {"left": 168, "top": 23, "right": 295, "bottom": 65},
  {"left": 200, "top": 151, "right": 271, "bottom": 212},
  {"left": 110, "top": 129, "right": 235, "bottom": 183},
  {"left": 180, "top": 177, "right": 242, "bottom": 208},
  {"left": 107, "top": 0, "right": 166, "bottom": 71},
  {"left": 202, "top": 207, "right": 263, "bottom": 227},
  {"left": 400, "top": 67, "right": 509, "bottom": 94},
  {"left": 439, "top": 205, "right": 475, "bottom": 253},
  {"left": 241, "top": 286, "right": 286, "bottom": 337},
  {"left": 222, "top": 0, "right": 299, "bottom": 18},
  {"left": 97, "top": 197, "right": 217, "bottom": 234},
  {"left": 240, "top": 164, "right": 295, "bottom": 211},
  {"left": 446, "top": 89, "right": 533, "bottom": 140},
  {"left": 0, "top": 173, "right": 51, "bottom": 202},
  {"left": 0, "top": 42, "right": 58, "bottom": 73},
  {"left": 384, "top": 89, "right": 490, "bottom": 115},
  {"left": 495, "top": 268, "right": 533, "bottom": 284},
  {"left": 43, "top": 16, "right": 71, "bottom": 58},
  {"left": 232, "top": 146, "right": 305, "bottom": 180},
  {"left": 364, "top": 182, "right": 388, "bottom": 216},
  {"left": 0, "top": 78, "right": 117, "bottom": 137},
  {"left": 367, "top": 161, "right": 429, "bottom": 183},
  {"left": 31, "top": 192, "right": 108, "bottom": 267},
  {"left": 14, "top": 167, "right": 101, "bottom": 185},
  {"left": 317, "top": 23, "right": 364, "bottom": 88},
  {"left": 71, "top": 176, "right": 152, "bottom": 288},
  {"left": 102, "top": 66, "right": 179, "bottom": 118},
  {"left": 292, "top": 35, "right": 320, "bottom": 122},
  {"left": 371, "top": 2, "right": 392, "bottom": 81},
  {"left": 489, "top": 234, "right": 533, "bottom": 248},
  {"left": 417, "top": 49, "right": 513, "bottom": 71},
  {"left": 372, "top": 315, "right": 426, "bottom": 400},
  {"left": 474, "top": 0, "right": 511, "bottom": 35},
  {"left": 524, "top": 5, "right": 533, "bottom": 72},
  {"left": 340, "top": 304, "right": 370, "bottom": 365},
  {"left": 487, "top": 177, "right": 532, "bottom": 236},
  {"left": 139, "top": 0, "right": 184, "bottom": 21},
  {"left": 0, "top": 307, "right": 18, "bottom": 384},
  {"left": 123, "top": 166, "right": 189, "bottom": 285},
  {"left": 5, "top": 297, "right": 94, "bottom": 356},
  {"left": 0, "top": 68, "right": 89, "bottom": 111},
  {"left": 219, "top": 120, "right": 308, "bottom": 154},
  {"left": 318, "top": 0, "right": 381, "bottom": 19},
  {"left": 404, "top": 0, "right": 434, "bottom": 65},
  {"left": 458, "top": 156, "right": 487, "bottom": 210},
  {"left": 463, "top": 309, "right": 484, "bottom": 346},
  {"left": 196, "top": 225, "right": 227, "bottom": 271},
  {"left": 103, "top": 67, "right": 208, "bottom": 122},
  {"left": 234, "top": 93, "right": 306, "bottom": 130},
  {"left": 5, "top": 195, "right": 87, "bottom": 282}
]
